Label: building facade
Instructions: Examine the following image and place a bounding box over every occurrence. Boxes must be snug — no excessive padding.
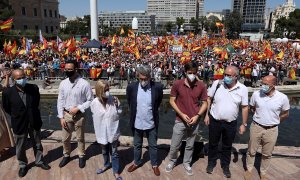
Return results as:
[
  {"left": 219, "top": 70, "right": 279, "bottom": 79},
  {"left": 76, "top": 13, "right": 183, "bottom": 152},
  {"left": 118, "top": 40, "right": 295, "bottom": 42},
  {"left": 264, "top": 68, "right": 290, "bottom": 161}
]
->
[
  {"left": 147, "top": 0, "right": 204, "bottom": 25},
  {"left": 269, "top": 0, "right": 296, "bottom": 32},
  {"left": 9, "top": 0, "right": 60, "bottom": 33},
  {"left": 232, "top": 0, "right": 266, "bottom": 32},
  {"left": 99, "top": 11, "right": 155, "bottom": 33}
]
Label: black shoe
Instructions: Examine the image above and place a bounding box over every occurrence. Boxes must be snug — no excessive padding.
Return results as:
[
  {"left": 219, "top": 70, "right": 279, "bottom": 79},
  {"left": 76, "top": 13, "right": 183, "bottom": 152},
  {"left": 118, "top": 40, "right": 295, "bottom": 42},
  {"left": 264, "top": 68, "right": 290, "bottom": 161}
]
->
[
  {"left": 79, "top": 157, "right": 86, "bottom": 168},
  {"left": 206, "top": 164, "right": 215, "bottom": 174},
  {"left": 59, "top": 156, "right": 70, "bottom": 168},
  {"left": 36, "top": 163, "right": 51, "bottom": 170},
  {"left": 18, "top": 167, "right": 28, "bottom": 177},
  {"left": 222, "top": 166, "right": 231, "bottom": 178}
]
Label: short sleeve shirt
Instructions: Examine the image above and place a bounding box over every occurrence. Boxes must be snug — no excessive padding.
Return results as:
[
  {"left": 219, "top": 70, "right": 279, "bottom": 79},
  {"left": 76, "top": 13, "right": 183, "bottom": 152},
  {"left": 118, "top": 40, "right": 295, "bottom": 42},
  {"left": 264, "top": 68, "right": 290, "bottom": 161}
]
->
[
  {"left": 208, "top": 80, "right": 248, "bottom": 122},
  {"left": 250, "top": 90, "right": 290, "bottom": 126},
  {"left": 170, "top": 79, "right": 208, "bottom": 121}
]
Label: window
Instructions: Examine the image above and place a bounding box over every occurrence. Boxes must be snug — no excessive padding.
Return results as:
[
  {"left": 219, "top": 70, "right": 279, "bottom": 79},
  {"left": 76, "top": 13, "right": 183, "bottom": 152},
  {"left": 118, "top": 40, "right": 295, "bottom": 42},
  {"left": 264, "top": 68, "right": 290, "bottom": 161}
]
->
[
  {"left": 44, "top": 9, "right": 47, "bottom": 17},
  {"left": 49, "top": 10, "right": 52, "bottom": 17},
  {"left": 45, "top": 26, "right": 49, "bottom": 33},
  {"left": 35, "top": 25, "right": 39, "bottom": 31},
  {"left": 55, "top": 10, "right": 57, "bottom": 18},
  {"left": 51, "top": 26, "right": 54, "bottom": 33},
  {"left": 24, "top": 25, "right": 28, "bottom": 30},
  {"left": 34, "top": 8, "right": 37, "bottom": 16},
  {"left": 22, "top": 7, "right": 26, "bottom": 15}
]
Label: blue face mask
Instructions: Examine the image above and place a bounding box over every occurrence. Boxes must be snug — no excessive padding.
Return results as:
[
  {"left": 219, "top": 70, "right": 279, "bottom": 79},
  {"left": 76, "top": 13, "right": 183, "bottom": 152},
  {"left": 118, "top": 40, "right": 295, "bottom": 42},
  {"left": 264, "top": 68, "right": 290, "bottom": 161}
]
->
[
  {"left": 261, "top": 84, "right": 271, "bottom": 93},
  {"left": 15, "top": 78, "right": 27, "bottom": 87},
  {"left": 224, "top": 76, "right": 233, "bottom": 85}
]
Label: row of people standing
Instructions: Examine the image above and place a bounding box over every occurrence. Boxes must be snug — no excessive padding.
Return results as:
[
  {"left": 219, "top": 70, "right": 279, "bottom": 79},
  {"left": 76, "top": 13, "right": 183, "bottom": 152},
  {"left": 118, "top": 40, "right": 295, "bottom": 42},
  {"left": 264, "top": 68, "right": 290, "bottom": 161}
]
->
[{"left": 1, "top": 61, "right": 290, "bottom": 180}]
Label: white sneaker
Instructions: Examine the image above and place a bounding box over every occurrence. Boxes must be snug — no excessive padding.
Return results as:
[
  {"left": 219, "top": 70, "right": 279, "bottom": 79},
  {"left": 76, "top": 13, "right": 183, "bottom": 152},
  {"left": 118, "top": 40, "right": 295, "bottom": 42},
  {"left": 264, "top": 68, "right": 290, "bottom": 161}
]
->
[
  {"left": 183, "top": 164, "right": 193, "bottom": 176},
  {"left": 165, "top": 163, "right": 174, "bottom": 173}
]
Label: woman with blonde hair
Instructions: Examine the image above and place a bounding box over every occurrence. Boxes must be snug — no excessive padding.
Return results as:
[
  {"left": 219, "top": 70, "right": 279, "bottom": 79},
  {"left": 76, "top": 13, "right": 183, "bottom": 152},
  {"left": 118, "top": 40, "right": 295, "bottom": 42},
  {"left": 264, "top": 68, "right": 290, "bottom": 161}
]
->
[{"left": 90, "top": 80, "right": 122, "bottom": 180}]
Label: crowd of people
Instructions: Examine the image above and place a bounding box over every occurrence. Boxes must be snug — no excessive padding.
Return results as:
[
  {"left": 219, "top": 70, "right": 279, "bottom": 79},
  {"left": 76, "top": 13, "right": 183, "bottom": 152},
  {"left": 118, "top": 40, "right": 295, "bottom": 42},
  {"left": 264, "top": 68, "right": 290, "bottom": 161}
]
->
[
  {"left": 1, "top": 35, "right": 300, "bottom": 89},
  {"left": 0, "top": 34, "right": 297, "bottom": 179}
]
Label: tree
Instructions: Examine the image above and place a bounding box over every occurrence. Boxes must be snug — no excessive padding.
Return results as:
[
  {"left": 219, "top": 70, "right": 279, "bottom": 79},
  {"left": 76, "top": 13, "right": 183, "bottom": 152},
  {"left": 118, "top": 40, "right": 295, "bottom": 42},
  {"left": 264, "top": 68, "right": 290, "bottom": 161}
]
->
[
  {"left": 199, "top": 16, "right": 209, "bottom": 32},
  {"left": 176, "top": 17, "right": 185, "bottom": 30},
  {"left": 224, "top": 10, "right": 243, "bottom": 39},
  {"left": 165, "top": 21, "right": 174, "bottom": 32},
  {"left": 275, "top": 9, "right": 300, "bottom": 39},
  {"left": 189, "top": 17, "right": 199, "bottom": 34},
  {"left": 0, "top": 0, "right": 15, "bottom": 21},
  {"left": 62, "top": 16, "right": 90, "bottom": 36}
]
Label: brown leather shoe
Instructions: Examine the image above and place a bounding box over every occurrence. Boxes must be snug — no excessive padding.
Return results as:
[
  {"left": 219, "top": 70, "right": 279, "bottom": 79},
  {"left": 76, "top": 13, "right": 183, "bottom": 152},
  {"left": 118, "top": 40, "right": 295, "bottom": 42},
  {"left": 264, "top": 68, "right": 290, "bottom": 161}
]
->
[
  {"left": 152, "top": 166, "right": 160, "bottom": 176},
  {"left": 127, "top": 164, "right": 139, "bottom": 172}
]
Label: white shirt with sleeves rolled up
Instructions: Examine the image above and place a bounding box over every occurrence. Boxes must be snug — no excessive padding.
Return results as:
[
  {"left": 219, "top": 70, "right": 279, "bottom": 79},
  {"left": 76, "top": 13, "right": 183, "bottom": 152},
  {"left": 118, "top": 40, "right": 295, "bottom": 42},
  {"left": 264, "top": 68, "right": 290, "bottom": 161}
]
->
[
  {"left": 250, "top": 90, "right": 290, "bottom": 126},
  {"left": 90, "top": 96, "right": 121, "bottom": 145},
  {"left": 57, "top": 76, "right": 93, "bottom": 119},
  {"left": 208, "top": 80, "right": 248, "bottom": 122}
]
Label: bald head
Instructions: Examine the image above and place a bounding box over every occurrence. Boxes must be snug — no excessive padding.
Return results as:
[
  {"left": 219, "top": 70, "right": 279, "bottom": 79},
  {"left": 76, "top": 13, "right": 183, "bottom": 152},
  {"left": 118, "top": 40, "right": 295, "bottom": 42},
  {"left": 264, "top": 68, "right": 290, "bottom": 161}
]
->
[
  {"left": 12, "top": 69, "right": 25, "bottom": 80},
  {"left": 262, "top": 75, "right": 276, "bottom": 86},
  {"left": 225, "top": 65, "right": 239, "bottom": 77}
]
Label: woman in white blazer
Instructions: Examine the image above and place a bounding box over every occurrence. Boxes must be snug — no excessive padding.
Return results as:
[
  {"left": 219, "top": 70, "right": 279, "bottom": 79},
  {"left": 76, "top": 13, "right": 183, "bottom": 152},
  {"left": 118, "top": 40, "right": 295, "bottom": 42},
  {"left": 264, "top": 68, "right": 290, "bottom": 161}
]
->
[{"left": 90, "top": 80, "right": 122, "bottom": 180}]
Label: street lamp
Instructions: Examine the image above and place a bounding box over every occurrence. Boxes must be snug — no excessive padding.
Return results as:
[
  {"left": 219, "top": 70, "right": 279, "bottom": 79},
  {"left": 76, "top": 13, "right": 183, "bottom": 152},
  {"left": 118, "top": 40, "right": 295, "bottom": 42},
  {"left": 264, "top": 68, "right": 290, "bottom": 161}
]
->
[{"left": 132, "top": 17, "right": 138, "bottom": 44}]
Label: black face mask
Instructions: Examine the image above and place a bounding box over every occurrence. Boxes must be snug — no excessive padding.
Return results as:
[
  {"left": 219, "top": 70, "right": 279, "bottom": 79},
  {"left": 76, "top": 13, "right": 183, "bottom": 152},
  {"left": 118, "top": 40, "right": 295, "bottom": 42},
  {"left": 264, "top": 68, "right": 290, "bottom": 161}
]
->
[{"left": 65, "top": 70, "right": 75, "bottom": 78}]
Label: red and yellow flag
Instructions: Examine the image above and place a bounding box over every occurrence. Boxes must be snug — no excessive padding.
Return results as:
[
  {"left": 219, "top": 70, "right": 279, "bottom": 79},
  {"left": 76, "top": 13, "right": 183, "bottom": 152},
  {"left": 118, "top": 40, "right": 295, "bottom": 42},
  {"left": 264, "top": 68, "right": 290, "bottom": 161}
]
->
[
  {"left": 0, "top": 18, "right": 13, "bottom": 31},
  {"left": 120, "top": 27, "right": 125, "bottom": 35}
]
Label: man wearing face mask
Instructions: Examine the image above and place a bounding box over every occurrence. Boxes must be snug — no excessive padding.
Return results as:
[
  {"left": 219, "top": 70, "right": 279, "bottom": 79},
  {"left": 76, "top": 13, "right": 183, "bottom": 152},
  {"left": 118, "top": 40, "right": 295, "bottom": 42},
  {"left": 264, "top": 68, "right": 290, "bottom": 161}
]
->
[
  {"left": 165, "top": 62, "right": 208, "bottom": 176},
  {"left": 244, "top": 75, "right": 289, "bottom": 180},
  {"left": 126, "top": 64, "right": 163, "bottom": 176},
  {"left": 2, "top": 69, "right": 51, "bottom": 177},
  {"left": 204, "top": 66, "right": 249, "bottom": 178},
  {"left": 57, "top": 60, "right": 93, "bottom": 168}
]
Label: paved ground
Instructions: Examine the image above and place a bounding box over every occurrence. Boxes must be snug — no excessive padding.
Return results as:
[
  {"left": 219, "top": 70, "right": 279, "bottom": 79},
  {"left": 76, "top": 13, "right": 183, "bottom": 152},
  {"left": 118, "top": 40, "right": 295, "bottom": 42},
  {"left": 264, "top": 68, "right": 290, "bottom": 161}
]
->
[{"left": 0, "top": 130, "right": 299, "bottom": 180}]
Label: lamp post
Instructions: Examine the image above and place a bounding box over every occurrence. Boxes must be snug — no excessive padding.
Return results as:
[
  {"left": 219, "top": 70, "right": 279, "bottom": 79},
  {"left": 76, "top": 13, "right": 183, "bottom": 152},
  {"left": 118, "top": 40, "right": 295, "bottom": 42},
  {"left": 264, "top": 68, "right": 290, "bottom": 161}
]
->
[{"left": 132, "top": 17, "right": 138, "bottom": 44}]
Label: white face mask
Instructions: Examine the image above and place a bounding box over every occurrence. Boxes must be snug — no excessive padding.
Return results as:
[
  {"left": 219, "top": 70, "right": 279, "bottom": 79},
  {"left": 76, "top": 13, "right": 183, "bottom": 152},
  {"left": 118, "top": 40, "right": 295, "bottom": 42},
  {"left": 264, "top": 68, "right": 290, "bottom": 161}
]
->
[
  {"left": 103, "top": 91, "right": 110, "bottom": 98},
  {"left": 187, "top": 74, "right": 196, "bottom": 82}
]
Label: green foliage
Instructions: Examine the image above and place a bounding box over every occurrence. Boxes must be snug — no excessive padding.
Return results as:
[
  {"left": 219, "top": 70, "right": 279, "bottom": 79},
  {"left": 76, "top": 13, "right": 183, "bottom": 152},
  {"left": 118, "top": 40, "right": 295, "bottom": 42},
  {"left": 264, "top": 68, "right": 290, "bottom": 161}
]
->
[
  {"left": 0, "top": 0, "right": 15, "bottom": 21},
  {"left": 224, "top": 10, "right": 243, "bottom": 39},
  {"left": 165, "top": 21, "right": 174, "bottom": 32},
  {"left": 176, "top": 17, "right": 185, "bottom": 28},
  {"left": 189, "top": 17, "right": 199, "bottom": 34},
  {"left": 275, "top": 9, "right": 300, "bottom": 39},
  {"left": 61, "top": 15, "right": 90, "bottom": 36},
  {"left": 199, "top": 16, "right": 209, "bottom": 32}
]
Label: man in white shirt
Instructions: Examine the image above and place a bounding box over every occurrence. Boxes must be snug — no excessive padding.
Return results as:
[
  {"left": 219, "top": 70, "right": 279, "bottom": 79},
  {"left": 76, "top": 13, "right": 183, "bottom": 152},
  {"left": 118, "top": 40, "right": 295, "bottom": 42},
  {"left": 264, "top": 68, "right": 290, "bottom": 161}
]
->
[
  {"left": 204, "top": 66, "right": 249, "bottom": 178},
  {"left": 244, "top": 75, "right": 289, "bottom": 180},
  {"left": 57, "top": 60, "right": 93, "bottom": 169}
]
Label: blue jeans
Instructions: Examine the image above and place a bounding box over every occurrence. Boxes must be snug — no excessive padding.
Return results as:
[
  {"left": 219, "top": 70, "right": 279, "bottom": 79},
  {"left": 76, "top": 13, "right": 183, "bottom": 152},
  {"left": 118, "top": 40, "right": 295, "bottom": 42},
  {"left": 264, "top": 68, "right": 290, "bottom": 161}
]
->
[
  {"left": 134, "top": 128, "right": 158, "bottom": 166},
  {"left": 101, "top": 140, "right": 120, "bottom": 174}
]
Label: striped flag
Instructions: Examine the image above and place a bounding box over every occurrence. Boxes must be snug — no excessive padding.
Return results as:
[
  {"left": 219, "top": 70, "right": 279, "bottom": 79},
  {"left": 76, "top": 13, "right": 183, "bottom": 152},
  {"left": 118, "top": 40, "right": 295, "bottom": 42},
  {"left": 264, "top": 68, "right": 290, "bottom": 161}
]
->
[{"left": 0, "top": 18, "right": 13, "bottom": 31}]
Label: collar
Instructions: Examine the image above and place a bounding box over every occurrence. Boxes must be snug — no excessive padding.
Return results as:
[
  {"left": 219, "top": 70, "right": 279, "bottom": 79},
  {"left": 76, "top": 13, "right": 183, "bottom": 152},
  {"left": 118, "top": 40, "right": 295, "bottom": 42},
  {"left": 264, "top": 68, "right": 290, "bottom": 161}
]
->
[
  {"left": 184, "top": 78, "right": 198, "bottom": 88},
  {"left": 224, "top": 81, "right": 240, "bottom": 91}
]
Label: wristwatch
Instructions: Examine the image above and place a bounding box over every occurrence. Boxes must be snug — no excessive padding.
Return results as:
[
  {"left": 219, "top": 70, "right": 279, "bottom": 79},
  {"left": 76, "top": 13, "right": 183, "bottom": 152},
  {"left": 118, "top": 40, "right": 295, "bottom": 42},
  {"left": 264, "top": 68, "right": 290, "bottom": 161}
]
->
[{"left": 242, "top": 123, "right": 247, "bottom": 127}]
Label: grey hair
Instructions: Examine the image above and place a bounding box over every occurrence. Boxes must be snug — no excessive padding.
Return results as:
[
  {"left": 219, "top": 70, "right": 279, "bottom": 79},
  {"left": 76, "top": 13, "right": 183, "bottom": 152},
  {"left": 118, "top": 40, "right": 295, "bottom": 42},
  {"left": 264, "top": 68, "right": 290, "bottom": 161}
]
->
[
  {"left": 136, "top": 64, "right": 151, "bottom": 78},
  {"left": 226, "top": 65, "right": 240, "bottom": 77}
]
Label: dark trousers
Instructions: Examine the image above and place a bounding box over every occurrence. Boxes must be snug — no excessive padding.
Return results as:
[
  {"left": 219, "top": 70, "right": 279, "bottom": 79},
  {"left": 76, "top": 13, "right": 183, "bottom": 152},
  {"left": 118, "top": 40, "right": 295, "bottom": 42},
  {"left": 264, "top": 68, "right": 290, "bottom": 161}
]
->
[
  {"left": 14, "top": 128, "right": 44, "bottom": 168},
  {"left": 208, "top": 115, "right": 237, "bottom": 168},
  {"left": 133, "top": 128, "right": 158, "bottom": 166}
]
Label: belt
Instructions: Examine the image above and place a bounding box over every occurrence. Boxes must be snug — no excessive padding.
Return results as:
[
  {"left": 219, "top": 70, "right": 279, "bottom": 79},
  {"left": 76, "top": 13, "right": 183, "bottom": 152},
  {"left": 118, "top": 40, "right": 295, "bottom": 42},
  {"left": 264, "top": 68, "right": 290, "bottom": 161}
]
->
[
  {"left": 63, "top": 108, "right": 82, "bottom": 115},
  {"left": 209, "top": 113, "right": 235, "bottom": 124},
  {"left": 253, "top": 121, "right": 277, "bottom": 129}
]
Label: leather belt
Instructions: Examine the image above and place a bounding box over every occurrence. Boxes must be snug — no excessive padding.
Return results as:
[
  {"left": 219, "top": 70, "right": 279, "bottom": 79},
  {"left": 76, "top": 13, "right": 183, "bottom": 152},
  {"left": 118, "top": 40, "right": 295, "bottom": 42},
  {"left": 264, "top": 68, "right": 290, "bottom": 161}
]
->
[{"left": 253, "top": 121, "right": 277, "bottom": 129}]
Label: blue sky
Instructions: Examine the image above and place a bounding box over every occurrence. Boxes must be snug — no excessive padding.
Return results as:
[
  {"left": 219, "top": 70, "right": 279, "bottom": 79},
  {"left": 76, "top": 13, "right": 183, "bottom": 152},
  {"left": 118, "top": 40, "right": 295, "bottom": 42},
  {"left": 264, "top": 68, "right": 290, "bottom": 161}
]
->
[{"left": 60, "top": 0, "right": 300, "bottom": 17}]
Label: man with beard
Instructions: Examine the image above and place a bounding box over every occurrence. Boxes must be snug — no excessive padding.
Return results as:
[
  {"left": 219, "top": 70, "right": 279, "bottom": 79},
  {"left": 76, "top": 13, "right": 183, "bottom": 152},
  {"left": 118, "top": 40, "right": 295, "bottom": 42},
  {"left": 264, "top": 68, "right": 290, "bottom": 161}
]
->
[{"left": 57, "top": 60, "right": 93, "bottom": 168}]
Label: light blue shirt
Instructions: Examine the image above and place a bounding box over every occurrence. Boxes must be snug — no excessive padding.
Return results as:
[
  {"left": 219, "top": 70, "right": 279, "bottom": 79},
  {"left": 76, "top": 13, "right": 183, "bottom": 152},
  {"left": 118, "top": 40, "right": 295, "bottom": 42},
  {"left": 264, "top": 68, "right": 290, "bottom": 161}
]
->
[{"left": 135, "top": 83, "right": 154, "bottom": 130}]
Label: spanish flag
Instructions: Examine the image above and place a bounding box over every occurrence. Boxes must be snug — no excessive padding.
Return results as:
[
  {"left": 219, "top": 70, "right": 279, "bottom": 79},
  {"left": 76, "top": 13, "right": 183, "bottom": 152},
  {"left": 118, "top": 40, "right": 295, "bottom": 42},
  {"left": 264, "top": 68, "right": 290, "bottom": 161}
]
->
[
  {"left": 0, "top": 18, "right": 13, "bottom": 31},
  {"left": 216, "top": 22, "right": 224, "bottom": 28},
  {"left": 120, "top": 27, "right": 125, "bottom": 35}
]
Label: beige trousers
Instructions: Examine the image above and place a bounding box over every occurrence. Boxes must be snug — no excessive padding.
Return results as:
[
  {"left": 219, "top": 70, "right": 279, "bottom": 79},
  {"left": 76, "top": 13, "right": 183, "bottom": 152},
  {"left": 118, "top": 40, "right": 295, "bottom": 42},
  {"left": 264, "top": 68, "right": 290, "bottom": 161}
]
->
[
  {"left": 62, "top": 112, "right": 85, "bottom": 157},
  {"left": 246, "top": 122, "right": 278, "bottom": 175}
]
